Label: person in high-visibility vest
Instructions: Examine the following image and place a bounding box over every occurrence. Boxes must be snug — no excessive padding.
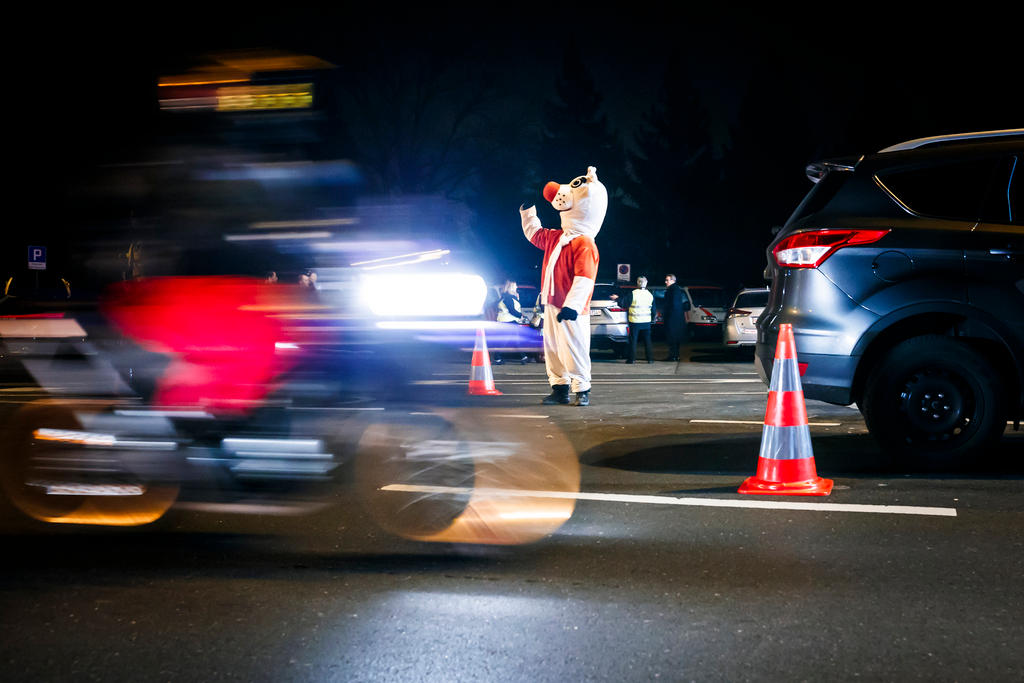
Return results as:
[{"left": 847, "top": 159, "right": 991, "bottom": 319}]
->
[{"left": 619, "top": 276, "right": 656, "bottom": 364}]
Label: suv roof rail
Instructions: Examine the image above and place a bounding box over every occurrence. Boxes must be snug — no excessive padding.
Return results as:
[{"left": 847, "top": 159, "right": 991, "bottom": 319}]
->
[{"left": 879, "top": 129, "right": 1024, "bottom": 153}]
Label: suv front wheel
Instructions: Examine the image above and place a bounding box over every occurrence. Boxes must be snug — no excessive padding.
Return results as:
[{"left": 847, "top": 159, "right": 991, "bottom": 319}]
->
[{"left": 862, "top": 335, "right": 1005, "bottom": 463}]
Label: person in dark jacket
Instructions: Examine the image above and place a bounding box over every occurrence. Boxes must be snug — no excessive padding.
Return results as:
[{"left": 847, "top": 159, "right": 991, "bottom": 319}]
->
[{"left": 662, "top": 273, "right": 689, "bottom": 361}]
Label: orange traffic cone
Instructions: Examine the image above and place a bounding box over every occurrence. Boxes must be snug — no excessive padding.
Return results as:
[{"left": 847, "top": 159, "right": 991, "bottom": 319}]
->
[
  {"left": 739, "top": 323, "right": 832, "bottom": 496},
  {"left": 468, "top": 328, "right": 502, "bottom": 396}
]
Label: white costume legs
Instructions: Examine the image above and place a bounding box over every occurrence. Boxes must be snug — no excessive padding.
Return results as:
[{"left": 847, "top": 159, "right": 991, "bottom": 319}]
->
[{"left": 543, "top": 305, "right": 592, "bottom": 393}]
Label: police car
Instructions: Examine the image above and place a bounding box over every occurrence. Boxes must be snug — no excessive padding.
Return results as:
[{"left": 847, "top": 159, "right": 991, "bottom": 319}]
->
[{"left": 681, "top": 285, "right": 728, "bottom": 339}]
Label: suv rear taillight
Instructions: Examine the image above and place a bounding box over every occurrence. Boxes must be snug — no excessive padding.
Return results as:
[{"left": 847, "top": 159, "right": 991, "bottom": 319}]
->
[{"left": 773, "top": 229, "right": 889, "bottom": 268}]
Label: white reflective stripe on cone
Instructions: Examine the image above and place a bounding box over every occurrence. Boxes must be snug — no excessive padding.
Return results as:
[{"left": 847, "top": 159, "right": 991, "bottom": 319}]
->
[{"left": 759, "top": 424, "right": 815, "bottom": 460}]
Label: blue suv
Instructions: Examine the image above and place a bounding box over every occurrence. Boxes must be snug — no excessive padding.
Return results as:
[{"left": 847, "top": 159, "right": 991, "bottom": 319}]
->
[{"left": 757, "top": 130, "right": 1023, "bottom": 461}]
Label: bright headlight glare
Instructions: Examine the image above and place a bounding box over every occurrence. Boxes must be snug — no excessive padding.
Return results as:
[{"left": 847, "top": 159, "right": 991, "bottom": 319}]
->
[{"left": 361, "top": 273, "right": 487, "bottom": 317}]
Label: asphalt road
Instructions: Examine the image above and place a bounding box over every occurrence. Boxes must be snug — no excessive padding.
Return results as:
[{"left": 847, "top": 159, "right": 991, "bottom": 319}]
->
[{"left": 2, "top": 343, "right": 1023, "bottom": 681}]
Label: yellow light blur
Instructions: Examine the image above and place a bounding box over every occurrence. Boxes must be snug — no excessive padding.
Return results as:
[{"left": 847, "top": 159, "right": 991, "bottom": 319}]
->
[{"left": 216, "top": 83, "right": 314, "bottom": 112}]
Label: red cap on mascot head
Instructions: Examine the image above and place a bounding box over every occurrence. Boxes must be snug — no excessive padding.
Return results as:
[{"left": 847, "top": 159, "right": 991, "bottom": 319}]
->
[{"left": 542, "top": 181, "right": 560, "bottom": 203}]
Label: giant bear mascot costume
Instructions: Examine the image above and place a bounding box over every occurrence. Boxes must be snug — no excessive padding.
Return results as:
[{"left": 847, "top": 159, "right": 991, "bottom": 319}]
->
[{"left": 520, "top": 166, "right": 607, "bottom": 406}]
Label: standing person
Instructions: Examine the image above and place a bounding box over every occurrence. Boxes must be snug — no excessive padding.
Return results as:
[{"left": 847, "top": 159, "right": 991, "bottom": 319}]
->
[
  {"left": 619, "top": 276, "right": 655, "bottom": 364},
  {"left": 662, "top": 273, "right": 689, "bottom": 361},
  {"left": 520, "top": 166, "right": 607, "bottom": 407},
  {"left": 494, "top": 280, "right": 529, "bottom": 365}
]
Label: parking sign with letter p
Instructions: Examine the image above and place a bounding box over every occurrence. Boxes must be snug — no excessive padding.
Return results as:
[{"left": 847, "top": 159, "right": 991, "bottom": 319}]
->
[{"left": 28, "top": 246, "right": 47, "bottom": 271}]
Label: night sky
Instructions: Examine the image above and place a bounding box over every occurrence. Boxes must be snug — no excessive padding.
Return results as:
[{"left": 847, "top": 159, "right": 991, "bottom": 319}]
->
[{"left": 18, "top": 8, "right": 1023, "bottom": 291}]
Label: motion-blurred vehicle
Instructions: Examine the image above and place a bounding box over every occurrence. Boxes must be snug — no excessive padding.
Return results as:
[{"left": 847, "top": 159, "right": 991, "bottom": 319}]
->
[
  {"left": 589, "top": 282, "right": 628, "bottom": 356},
  {"left": 681, "top": 285, "right": 728, "bottom": 339},
  {"left": 0, "top": 50, "right": 573, "bottom": 542},
  {"left": 757, "top": 129, "right": 1023, "bottom": 461},
  {"left": 723, "top": 288, "right": 770, "bottom": 348},
  {"left": 0, "top": 175, "right": 554, "bottom": 541}
]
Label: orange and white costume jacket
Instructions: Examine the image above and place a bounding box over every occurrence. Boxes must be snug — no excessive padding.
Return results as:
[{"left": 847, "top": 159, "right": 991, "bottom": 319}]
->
[{"left": 520, "top": 166, "right": 608, "bottom": 314}]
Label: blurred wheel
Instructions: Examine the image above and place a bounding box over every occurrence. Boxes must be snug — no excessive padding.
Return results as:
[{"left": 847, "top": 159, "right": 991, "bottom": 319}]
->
[
  {"left": 2, "top": 403, "right": 85, "bottom": 521},
  {"left": 355, "top": 411, "right": 476, "bottom": 538},
  {"left": 354, "top": 408, "right": 580, "bottom": 545},
  {"left": 0, "top": 401, "right": 178, "bottom": 525},
  {"left": 863, "top": 336, "right": 1005, "bottom": 463}
]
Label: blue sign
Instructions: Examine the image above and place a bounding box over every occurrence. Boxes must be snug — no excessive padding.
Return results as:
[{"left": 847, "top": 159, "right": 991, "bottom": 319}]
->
[{"left": 28, "top": 245, "right": 46, "bottom": 271}]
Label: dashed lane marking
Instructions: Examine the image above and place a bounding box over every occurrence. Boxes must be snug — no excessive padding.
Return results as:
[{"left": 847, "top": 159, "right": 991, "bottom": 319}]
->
[{"left": 380, "top": 485, "right": 957, "bottom": 517}]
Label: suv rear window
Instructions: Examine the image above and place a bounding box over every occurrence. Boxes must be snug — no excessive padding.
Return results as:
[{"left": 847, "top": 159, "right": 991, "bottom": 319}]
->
[
  {"left": 592, "top": 285, "right": 618, "bottom": 301},
  {"left": 785, "top": 170, "right": 849, "bottom": 226},
  {"left": 876, "top": 158, "right": 999, "bottom": 221},
  {"left": 981, "top": 156, "right": 1022, "bottom": 225},
  {"left": 735, "top": 290, "right": 769, "bottom": 308}
]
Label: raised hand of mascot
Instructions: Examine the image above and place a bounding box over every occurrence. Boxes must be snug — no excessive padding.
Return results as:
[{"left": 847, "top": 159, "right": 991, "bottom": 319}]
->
[{"left": 556, "top": 307, "right": 578, "bottom": 322}]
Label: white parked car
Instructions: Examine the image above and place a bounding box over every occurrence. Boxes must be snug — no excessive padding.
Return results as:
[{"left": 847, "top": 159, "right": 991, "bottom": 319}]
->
[
  {"left": 589, "top": 283, "right": 629, "bottom": 355},
  {"left": 682, "top": 285, "right": 729, "bottom": 339},
  {"left": 724, "top": 287, "right": 770, "bottom": 347}
]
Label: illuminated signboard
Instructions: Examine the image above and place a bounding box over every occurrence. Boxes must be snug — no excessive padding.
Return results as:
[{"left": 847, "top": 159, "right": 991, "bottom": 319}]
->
[
  {"left": 159, "top": 82, "right": 315, "bottom": 112},
  {"left": 216, "top": 83, "right": 314, "bottom": 111}
]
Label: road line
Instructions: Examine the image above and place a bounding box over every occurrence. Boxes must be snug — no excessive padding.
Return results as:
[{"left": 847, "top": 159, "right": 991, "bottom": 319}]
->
[
  {"left": 491, "top": 414, "right": 549, "bottom": 419},
  {"left": 415, "top": 379, "right": 765, "bottom": 386},
  {"left": 380, "top": 484, "right": 957, "bottom": 517},
  {"left": 289, "top": 406, "right": 384, "bottom": 411},
  {"left": 679, "top": 392, "right": 766, "bottom": 395},
  {"left": 691, "top": 419, "right": 842, "bottom": 426}
]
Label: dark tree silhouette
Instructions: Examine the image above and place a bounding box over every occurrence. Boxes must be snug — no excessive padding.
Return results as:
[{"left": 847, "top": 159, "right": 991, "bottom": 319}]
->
[
  {"left": 532, "top": 40, "right": 628, "bottom": 281},
  {"left": 624, "top": 50, "right": 717, "bottom": 279}
]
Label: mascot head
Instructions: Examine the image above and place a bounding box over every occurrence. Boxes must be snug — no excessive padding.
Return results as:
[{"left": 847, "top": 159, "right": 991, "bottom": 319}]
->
[{"left": 542, "top": 166, "right": 607, "bottom": 239}]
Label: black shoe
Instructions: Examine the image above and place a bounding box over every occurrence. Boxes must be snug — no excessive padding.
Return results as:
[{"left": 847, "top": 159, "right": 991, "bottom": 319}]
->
[
  {"left": 519, "top": 356, "right": 529, "bottom": 365},
  {"left": 625, "top": 360, "right": 635, "bottom": 364},
  {"left": 663, "top": 357, "right": 678, "bottom": 362},
  {"left": 542, "top": 385, "right": 571, "bottom": 405},
  {"left": 647, "top": 360, "right": 654, "bottom": 364},
  {"left": 493, "top": 357, "right": 503, "bottom": 365},
  {"left": 573, "top": 390, "right": 590, "bottom": 407}
]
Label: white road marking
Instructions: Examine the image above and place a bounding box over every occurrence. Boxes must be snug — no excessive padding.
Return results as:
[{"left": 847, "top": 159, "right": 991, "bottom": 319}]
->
[
  {"left": 289, "top": 406, "right": 384, "bottom": 411},
  {"left": 491, "top": 414, "right": 549, "bottom": 419},
  {"left": 679, "top": 392, "right": 766, "bottom": 395},
  {"left": 691, "top": 419, "right": 842, "bottom": 426},
  {"left": 416, "top": 379, "right": 764, "bottom": 386},
  {"left": 380, "top": 484, "right": 957, "bottom": 517}
]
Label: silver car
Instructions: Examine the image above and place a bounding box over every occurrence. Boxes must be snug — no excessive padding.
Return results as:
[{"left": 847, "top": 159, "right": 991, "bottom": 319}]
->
[
  {"left": 589, "top": 283, "right": 629, "bottom": 355},
  {"left": 723, "top": 288, "right": 770, "bottom": 347}
]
